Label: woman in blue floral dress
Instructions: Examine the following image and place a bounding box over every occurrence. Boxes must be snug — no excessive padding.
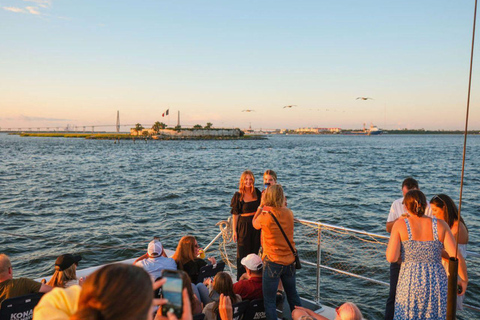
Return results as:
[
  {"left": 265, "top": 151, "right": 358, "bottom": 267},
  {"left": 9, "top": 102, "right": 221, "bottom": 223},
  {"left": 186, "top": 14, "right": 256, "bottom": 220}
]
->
[{"left": 386, "top": 190, "right": 468, "bottom": 320}]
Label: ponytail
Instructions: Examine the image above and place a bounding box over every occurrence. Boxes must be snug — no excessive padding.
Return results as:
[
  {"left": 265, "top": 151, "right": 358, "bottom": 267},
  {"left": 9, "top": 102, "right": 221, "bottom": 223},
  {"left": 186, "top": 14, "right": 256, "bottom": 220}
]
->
[
  {"left": 414, "top": 200, "right": 425, "bottom": 216},
  {"left": 404, "top": 190, "right": 426, "bottom": 217}
]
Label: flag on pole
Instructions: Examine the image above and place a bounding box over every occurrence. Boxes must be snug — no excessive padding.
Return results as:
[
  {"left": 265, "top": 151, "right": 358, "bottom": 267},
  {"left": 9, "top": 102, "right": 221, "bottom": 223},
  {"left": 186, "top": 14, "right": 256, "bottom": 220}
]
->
[
  {"left": 166, "top": 109, "right": 169, "bottom": 116},
  {"left": 162, "top": 112, "right": 165, "bottom": 117}
]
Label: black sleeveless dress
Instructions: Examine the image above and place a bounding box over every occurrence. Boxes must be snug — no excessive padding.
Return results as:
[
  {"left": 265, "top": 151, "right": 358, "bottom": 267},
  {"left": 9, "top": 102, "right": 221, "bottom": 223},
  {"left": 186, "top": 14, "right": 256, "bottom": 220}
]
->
[{"left": 230, "top": 188, "right": 262, "bottom": 280}]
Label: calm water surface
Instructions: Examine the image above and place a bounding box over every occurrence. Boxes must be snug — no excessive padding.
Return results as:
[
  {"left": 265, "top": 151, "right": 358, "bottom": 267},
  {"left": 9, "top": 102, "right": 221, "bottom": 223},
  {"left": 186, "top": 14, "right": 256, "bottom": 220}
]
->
[{"left": 1, "top": 133, "right": 479, "bottom": 319}]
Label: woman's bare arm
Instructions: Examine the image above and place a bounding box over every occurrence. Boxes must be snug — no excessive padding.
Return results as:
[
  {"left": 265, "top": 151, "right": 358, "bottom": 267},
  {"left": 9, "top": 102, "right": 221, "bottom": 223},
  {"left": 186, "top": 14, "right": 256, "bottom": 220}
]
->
[{"left": 386, "top": 221, "right": 402, "bottom": 263}]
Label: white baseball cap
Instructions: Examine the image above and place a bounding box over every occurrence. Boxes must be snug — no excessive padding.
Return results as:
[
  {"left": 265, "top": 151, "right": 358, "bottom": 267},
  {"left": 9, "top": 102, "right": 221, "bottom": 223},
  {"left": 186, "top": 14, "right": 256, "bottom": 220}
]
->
[
  {"left": 148, "top": 240, "right": 163, "bottom": 257},
  {"left": 241, "top": 254, "right": 263, "bottom": 271}
]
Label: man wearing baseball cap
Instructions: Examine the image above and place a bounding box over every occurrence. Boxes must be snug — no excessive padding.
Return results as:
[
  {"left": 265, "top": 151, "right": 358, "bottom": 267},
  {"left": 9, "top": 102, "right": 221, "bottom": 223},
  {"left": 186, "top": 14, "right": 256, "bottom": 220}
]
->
[
  {"left": 233, "top": 253, "right": 263, "bottom": 300},
  {"left": 134, "top": 239, "right": 177, "bottom": 280},
  {"left": 0, "top": 254, "right": 52, "bottom": 308}
]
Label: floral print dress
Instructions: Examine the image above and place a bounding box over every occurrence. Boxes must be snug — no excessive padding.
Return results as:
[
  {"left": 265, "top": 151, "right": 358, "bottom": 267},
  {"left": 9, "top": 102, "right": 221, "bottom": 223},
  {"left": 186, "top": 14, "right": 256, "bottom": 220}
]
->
[{"left": 394, "top": 217, "right": 448, "bottom": 320}]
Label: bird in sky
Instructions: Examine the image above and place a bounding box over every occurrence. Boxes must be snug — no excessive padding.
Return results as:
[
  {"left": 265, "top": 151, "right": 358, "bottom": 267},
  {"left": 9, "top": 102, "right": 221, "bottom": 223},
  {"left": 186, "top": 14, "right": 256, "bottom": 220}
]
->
[
  {"left": 242, "top": 109, "right": 255, "bottom": 112},
  {"left": 356, "top": 97, "right": 374, "bottom": 100},
  {"left": 283, "top": 105, "right": 297, "bottom": 108}
]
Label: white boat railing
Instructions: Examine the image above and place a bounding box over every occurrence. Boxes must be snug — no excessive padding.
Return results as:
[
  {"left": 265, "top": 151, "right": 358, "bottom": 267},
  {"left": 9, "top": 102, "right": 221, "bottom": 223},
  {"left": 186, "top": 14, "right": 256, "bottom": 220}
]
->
[{"left": 205, "top": 218, "right": 480, "bottom": 315}]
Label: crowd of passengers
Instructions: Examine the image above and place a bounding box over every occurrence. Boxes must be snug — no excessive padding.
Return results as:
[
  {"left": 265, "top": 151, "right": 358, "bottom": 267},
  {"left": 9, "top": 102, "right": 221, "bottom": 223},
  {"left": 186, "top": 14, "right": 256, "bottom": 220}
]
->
[{"left": 0, "top": 172, "right": 469, "bottom": 320}]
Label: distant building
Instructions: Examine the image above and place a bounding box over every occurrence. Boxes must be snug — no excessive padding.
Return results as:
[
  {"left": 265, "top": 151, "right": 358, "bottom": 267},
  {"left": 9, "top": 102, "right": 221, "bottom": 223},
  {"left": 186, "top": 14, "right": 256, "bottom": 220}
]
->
[{"left": 295, "top": 127, "right": 341, "bottom": 134}]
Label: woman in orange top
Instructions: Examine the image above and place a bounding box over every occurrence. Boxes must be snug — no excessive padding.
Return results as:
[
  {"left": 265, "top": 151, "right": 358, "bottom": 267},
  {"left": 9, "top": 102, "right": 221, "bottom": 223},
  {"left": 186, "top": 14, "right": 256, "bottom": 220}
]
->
[{"left": 253, "top": 184, "right": 301, "bottom": 320}]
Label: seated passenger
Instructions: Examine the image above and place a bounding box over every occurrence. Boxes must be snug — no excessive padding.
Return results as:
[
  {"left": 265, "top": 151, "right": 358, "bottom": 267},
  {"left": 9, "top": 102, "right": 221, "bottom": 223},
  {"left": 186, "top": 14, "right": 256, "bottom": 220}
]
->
[
  {"left": 34, "top": 263, "right": 154, "bottom": 320},
  {"left": 172, "top": 236, "right": 216, "bottom": 284},
  {"left": 178, "top": 270, "right": 203, "bottom": 315},
  {"left": 0, "top": 254, "right": 52, "bottom": 308},
  {"left": 135, "top": 239, "right": 177, "bottom": 280},
  {"left": 47, "top": 254, "right": 82, "bottom": 288},
  {"left": 233, "top": 253, "right": 263, "bottom": 300},
  {"left": 203, "top": 272, "right": 241, "bottom": 320},
  {"left": 292, "top": 302, "right": 363, "bottom": 320}
]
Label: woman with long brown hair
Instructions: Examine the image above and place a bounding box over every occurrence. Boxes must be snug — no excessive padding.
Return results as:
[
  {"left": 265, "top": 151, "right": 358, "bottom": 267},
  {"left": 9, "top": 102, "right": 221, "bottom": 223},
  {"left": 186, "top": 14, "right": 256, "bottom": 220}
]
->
[
  {"left": 202, "top": 272, "right": 241, "bottom": 320},
  {"left": 430, "top": 193, "right": 469, "bottom": 310},
  {"left": 172, "top": 236, "right": 216, "bottom": 284},
  {"left": 230, "top": 170, "right": 262, "bottom": 280}
]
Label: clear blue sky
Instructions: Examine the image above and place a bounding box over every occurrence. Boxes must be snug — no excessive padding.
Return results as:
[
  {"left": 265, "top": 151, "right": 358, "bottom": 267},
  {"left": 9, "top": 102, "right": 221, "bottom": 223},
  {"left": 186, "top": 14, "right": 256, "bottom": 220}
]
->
[{"left": 1, "top": 0, "right": 479, "bottom": 130}]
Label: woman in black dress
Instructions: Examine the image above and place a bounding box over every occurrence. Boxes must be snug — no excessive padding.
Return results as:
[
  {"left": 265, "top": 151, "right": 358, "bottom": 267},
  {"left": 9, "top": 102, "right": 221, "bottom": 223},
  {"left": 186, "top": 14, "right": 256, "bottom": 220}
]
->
[{"left": 231, "top": 170, "right": 262, "bottom": 280}]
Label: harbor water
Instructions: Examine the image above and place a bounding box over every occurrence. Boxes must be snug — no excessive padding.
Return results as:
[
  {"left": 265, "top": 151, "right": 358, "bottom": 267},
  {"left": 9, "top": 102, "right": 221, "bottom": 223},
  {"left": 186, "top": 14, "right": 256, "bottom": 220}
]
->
[{"left": 0, "top": 133, "right": 479, "bottom": 319}]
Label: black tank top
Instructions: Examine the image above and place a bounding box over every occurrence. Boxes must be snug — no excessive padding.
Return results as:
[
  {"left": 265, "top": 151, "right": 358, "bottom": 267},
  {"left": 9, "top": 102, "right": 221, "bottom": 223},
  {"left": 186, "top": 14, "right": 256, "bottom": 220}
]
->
[{"left": 230, "top": 188, "right": 262, "bottom": 215}]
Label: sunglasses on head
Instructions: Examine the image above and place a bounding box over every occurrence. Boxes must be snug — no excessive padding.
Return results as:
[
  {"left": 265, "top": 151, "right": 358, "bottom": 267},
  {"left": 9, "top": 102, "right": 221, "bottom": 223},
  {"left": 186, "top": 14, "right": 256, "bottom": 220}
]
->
[{"left": 432, "top": 194, "right": 446, "bottom": 204}]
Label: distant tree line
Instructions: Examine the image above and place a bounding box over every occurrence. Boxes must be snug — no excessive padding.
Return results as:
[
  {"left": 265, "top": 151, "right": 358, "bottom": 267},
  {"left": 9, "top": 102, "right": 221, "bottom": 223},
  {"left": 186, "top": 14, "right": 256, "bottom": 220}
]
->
[{"left": 131, "top": 122, "right": 214, "bottom": 135}]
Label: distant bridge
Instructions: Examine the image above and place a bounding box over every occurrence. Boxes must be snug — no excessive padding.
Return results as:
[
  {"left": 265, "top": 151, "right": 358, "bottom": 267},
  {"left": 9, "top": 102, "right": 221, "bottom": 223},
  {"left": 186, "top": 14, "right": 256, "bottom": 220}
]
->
[{"left": 0, "top": 124, "right": 157, "bottom": 133}]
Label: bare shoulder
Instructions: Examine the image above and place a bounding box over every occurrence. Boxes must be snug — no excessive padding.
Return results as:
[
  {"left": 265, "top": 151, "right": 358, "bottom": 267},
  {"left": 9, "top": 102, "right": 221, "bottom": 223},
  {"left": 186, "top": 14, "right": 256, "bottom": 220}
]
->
[
  {"left": 436, "top": 218, "right": 449, "bottom": 230},
  {"left": 392, "top": 218, "right": 406, "bottom": 235},
  {"left": 459, "top": 220, "right": 468, "bottom": 233},
  {"left": 435, "top": 218, "right": 451, "bottom": 241}
]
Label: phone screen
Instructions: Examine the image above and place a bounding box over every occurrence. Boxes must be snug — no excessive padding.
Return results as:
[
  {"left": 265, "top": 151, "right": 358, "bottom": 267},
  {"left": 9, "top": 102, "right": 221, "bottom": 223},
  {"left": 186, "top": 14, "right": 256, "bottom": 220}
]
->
[
  {"left": 161, "top": 272, "right": 183, "bottom": 318},
  {"left": 163, "top": 278, "right": 183, "bottom": 306}
]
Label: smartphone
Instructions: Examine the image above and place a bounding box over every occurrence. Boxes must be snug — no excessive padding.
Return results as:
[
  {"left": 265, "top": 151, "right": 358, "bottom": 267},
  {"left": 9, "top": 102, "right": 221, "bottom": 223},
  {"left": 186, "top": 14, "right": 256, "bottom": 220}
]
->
[
  {"left": 160, "top": 270, "right": 184, "bottom": 318},
  {"left": 264, "top": 183, "right": 270, "bottom": 190}
]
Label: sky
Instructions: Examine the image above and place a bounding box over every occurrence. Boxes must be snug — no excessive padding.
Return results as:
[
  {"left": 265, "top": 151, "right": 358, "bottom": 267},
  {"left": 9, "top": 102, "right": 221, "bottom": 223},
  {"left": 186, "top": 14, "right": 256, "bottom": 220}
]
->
[{"left": 1, "top": 0, "right": 480, "bottom": 130}]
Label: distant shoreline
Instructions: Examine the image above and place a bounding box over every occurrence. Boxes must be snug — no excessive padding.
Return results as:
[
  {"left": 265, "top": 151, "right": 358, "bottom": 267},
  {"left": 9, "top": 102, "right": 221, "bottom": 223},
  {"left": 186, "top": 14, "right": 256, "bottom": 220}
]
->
[
  {"left": 375, "top": 130, "right": 480, "bottom": 135},
  {"left": 2, "top": 130, "right": 480, "bottom": 137},
  {"left": 286, "top": 130, "right": 480, "bottom": 135},
  {"left": 8, "top": 132, "right": 266, "bottom": 140}
]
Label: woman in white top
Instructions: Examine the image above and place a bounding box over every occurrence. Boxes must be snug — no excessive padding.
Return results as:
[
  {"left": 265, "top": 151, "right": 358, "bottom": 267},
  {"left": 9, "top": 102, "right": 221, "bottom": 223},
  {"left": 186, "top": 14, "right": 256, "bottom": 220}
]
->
[{"left": 430, "top": 193, "right": 469, "bottom": 309}]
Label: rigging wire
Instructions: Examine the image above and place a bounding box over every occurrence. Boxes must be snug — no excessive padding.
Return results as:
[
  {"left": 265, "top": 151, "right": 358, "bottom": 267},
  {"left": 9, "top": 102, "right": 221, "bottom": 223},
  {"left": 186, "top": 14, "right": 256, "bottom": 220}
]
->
[{"left": 457, "top": 0, "right": 478, "bottom": 258}]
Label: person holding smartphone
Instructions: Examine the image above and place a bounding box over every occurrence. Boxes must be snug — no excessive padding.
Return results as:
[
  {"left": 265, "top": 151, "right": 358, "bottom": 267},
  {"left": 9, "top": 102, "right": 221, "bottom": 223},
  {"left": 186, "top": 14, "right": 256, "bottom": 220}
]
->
[{"left": 252, "top": 184, "right": 301, "bottom": 320}]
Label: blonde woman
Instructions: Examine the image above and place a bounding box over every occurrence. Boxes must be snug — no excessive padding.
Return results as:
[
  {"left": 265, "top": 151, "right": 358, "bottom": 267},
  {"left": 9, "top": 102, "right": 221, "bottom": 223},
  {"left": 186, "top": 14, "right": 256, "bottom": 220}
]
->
[
  {"left": 230, "top": 170, "right": 262, "bottom": 280},
  {"left": 253, "top": 184, "right": 301, "bottom": 320},
  {"left": 47, "top": 254, "right": 81, "bottom": 288}
]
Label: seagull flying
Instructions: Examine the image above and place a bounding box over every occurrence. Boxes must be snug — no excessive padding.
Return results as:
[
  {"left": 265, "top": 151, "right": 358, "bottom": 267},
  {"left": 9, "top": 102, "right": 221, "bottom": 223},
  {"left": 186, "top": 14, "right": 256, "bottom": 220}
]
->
[
  {"left": 356, "top": 97, "right": 374, "bottom": 100},
  {"left": 242, "top": 109, "right": 255, "bottom": 112},
  {"left": 283, "top": 105, "right": 297, "bottom": 108}
]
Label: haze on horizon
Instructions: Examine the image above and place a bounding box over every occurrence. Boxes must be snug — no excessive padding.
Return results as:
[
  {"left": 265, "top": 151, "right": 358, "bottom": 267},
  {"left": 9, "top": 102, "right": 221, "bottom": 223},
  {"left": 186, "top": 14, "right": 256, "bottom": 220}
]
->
[{"left": 1, "top": 0, "right": 480, "bottom": 130}]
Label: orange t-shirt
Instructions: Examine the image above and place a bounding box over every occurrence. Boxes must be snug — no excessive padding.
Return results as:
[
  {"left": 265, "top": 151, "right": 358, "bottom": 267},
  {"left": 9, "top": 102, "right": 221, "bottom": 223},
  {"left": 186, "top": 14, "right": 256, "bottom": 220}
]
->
[{"left": 255, "top": 206, "right": 295, "bottom": 266}]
